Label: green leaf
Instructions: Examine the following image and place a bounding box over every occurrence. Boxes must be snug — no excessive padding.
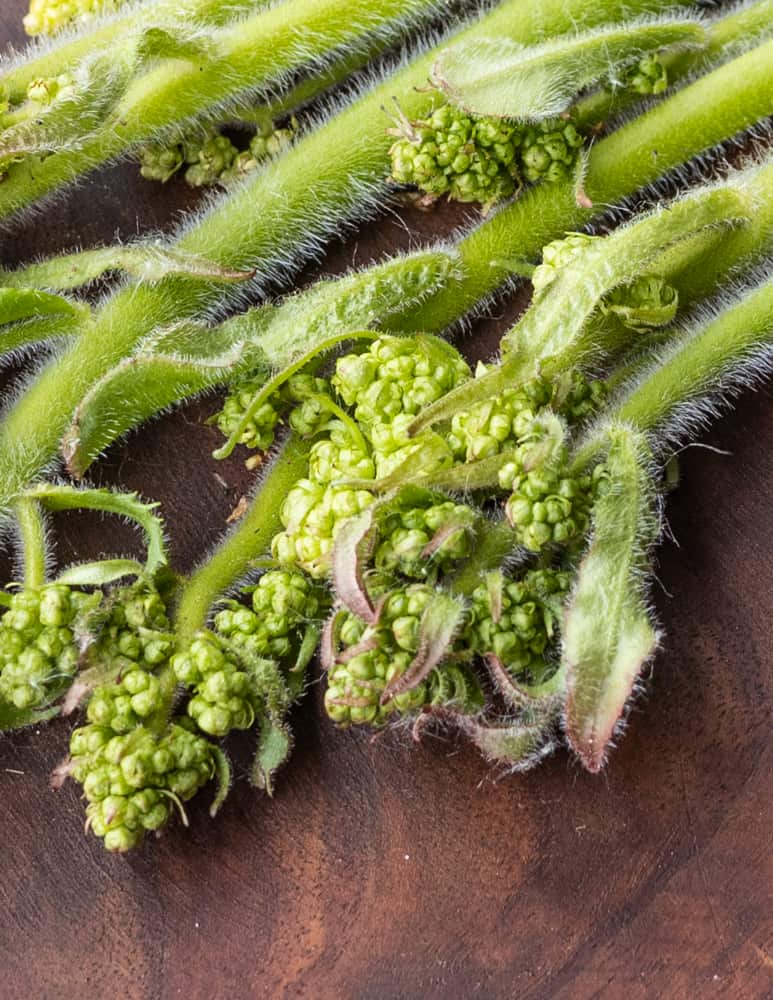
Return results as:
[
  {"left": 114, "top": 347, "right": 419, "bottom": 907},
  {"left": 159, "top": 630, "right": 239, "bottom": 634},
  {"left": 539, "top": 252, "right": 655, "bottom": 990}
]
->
[
  {"left": 0, "top": 699, "right": 59, "bottom": 733},
  {"left": 62, "top": 326, "right": 266, "bottom": 477},
  {"left": 0, "top": 287, "right": 86, "bottom": 326},
  {"left": 563, "top": 425, "right": 661, "bottom": 773},
  {"left": 251, "top": 715, "right": 293, "bottom": 797},
  {"left": 420, "top": 180, "right": 752, "bottom": 432},
  {"left": 0, "top": 316, "right": 81, "bottom": 357},
  {"left": 414, "top": 706, "right": 554, "bottom": 769},
  {"left": 55, "top": 559, "right": 145, "bottom": 586},
  {"left": 381, "top": 593, "right": 465, "bottom": 705},
  {"left": 0, "top": 55, "right": 129, "bottom": 164},
  {"left": 255, "top": 248, "right": 461, "bottom": 365},
  {"left": 433, "top": 19, "right": 707, "bottom": 120},
  {"left": 24, "top": 483, "right": 168, "bottom": 576},
  {"left": 209, "top": 746, "right": 232, "bottom": 817},
  {"left": 2, "top": 245, "right": 255, "bottom": 291}
]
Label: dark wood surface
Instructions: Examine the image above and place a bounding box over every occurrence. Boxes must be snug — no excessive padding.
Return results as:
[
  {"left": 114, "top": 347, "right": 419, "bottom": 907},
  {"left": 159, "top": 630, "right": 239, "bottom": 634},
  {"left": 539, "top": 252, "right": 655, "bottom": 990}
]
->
[{"left": 1, "top": 5, "right": 771, "bottom": 998}]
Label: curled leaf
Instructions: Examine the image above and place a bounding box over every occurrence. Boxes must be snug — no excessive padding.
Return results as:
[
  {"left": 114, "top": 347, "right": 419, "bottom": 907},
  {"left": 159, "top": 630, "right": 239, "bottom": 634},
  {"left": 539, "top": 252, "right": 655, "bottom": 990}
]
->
[
  {"left": 209, "top": 746, "right": 232, "bottom": 818},
  {"left": 563, "top": 425, "right": 661, "bottom": 772},
  {"left": 432, "top": 19, "right": 707, "bottom": 120},
  {"left": 252, "top": 716, "right": 293, "bottom": 797},
  {"left": 63, "top": 327, "right": 265, "bottom": 477},
  {"left": 55, "top": 559, "right": 145, "bottom": 587},
  {"left": 320, "top": 607, "right": 345, "bottom": 672},
  {"left": 3, "top": 245, "right": 254, "bottom": 291},
  {"left": 381, "top": 593, "right": 464, "bottom": 705},
  {"left": 136, "top": 25, "right": 217, "bottom": 63},
  {"left": 24, "top": 483, "right": 168, "bottom": 576},
  {"left": 331, "top": 510, "right": 378, "bottom": 624}
]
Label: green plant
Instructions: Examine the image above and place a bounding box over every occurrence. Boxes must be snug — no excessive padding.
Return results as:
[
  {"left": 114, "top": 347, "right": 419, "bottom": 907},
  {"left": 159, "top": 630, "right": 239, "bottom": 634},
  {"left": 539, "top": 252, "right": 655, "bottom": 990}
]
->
[
  {"left": 0, "top": 0, "right": 450, "bottom": 217},
  {"left": 1, "top": 3, "right": 768, "bottom": 520}
]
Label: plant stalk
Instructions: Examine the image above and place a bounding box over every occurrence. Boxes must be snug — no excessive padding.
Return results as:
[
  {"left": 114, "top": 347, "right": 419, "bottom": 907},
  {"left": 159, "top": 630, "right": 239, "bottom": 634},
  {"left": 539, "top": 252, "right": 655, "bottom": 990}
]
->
[{"left": 173, "top": 436, "right": 311, "bottom": 643}]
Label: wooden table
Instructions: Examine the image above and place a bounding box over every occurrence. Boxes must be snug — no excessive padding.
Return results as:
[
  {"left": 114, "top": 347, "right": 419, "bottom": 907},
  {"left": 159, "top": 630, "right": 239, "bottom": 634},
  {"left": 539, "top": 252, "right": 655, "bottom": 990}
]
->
[{"left": 1, "top": 4, "right": 771, "bottom": 997}]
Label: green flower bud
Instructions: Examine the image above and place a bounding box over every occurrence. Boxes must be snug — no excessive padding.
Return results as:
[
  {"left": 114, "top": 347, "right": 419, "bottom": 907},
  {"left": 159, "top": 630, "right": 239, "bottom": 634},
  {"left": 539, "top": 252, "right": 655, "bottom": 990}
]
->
[
  {"left": 503, "top": 454, "right": 605, "bottom": 552},
  {"left": 72, "top": 722, "right": 215, "bottom": 852},
  {"left": 375, "top": 499, "right": 476, "bottom": 579},
  {"left": 0, "top": 583, "right": 93, "bottom": 712},
  {"left": 389, "top": 99, "right": 523, "bottom": 208},
  {"left": 325, "top": 582, "right": 482, "bottom": 728},
  {"left": 448, "top": 370, "right": 554, "bottom": 461},
  {"left": 184, "top": 133, "right": 239, "bottom": 188},
  {"left": 622, "top": 54, "right": 668, "bottom": 96},
  {"left": 471, "top": 568, "right": 571, "bottom": 683},
  {"left": 519, "top": 119, "right": 585, "bottom": 185},
  {"left": 138, "top": 141, "right": 185, "bottom": 182}
]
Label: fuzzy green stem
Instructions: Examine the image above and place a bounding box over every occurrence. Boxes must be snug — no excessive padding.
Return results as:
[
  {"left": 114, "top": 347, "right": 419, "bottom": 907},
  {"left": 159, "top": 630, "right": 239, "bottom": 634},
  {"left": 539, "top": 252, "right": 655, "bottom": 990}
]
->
[
  {"left": 0, "top": 0, "right": 448, "bottom": 220},
  {"left": 397, "top": 36, "right": 773, "bottom": 335},
  {"left": 2, "top": 0, "right": 273, "bottom": 103},
  {"left": 173, "top": 436, "right": 311, "bottom": 644},
  {"left": 0, "top": 0, "right": 678, "bottom": 509},
  {"left": 13, "top": 496, "right": 47, "bottom": 588}
]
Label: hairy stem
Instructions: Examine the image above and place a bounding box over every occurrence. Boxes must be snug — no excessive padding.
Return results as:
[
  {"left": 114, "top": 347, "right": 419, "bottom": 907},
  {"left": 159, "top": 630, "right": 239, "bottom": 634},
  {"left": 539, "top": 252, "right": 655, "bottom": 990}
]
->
[
  {"left": 14, "top": 496, "right": 47, "bottom": 588},
  {"left": 173, "top": 436, "right": 311, "bottom": 644},
  {"left": 0, "top": 0, "right": 676, "bottom": 507},
  {"left": 2, "top": 0, "right": 272, "bottom": 103},
  {"left": 0, "top": 0, "right": 447, "bottom": 220},
  {"left": 397, "top": 36, "right": 773, "bottom": 335}
]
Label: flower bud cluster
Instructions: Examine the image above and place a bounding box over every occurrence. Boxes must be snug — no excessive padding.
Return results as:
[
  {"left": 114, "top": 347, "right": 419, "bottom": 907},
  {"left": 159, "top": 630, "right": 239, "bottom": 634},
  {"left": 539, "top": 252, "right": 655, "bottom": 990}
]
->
[
  {"left": 390, "top": 98, "right": 589, "bottom": 208},
  {"left": 447, "top": 369, "right": 553, "bottom": 462},
  {"left": 171, "top": 631, "right": 259, "bottom": 737},
  {"left": 214, "top": 569, "right": 324, "bottom": 662},
  {"left": 621, "top": 54, "right": 668, "bottom": 96},
  {"left": 500, "top": 450, "right": 606, "bottom": 552},
  {"left": 273, "top": 337, "right": 471, "bottom": 577},
  {"left": 92, "top": 584, "right": 174, "bottom": 677},
  {"left": 333, "top": 335, "right": 471, "bottom": 427},
  {"left": 221, "top": 124, "right": 295, "bottom": 184},
  {"left": 273, "top": 477, "right": 375, "bottom": 578},
  {"left": 389, "top": 102, "right": 522, "bottom": 208},
  {"left": 470, "top": 568, "right": 570, "bottom": 682},
  {"left": 333, "top": 335, "right": 469, "bottom": 479},
  {"left": 23, "top": 0, "right": 117, "bottom": 36},
  {"left": 140, "top": 120, "right": 295, "bottom": 188},
  {"left": 217, "top": 374, "right": 329, "bottom": 453},
  {"left": 69, "top": 720, "right": 215, "bottom": 852},
  {"left": 519, "top": 119, "right": 585, "bottom": 185},
  {"left": 531, "top": 233, "right": 596, "bottom": 294},
  {"left": 374, "top": 499, "right": 476, "bottom": 580},
  {"left": 0, "top": 584, "right": 91, "bottom": 710},
  {"left": 324, "top": 583, "right": 482, "bottom": 726}
]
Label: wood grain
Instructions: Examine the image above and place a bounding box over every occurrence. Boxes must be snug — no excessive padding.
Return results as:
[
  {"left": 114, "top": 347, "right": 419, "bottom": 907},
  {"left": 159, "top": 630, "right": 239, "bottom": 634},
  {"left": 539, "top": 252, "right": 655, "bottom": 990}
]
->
[{"left": 0, "top": 4, "right": 771, "bottom": 998}]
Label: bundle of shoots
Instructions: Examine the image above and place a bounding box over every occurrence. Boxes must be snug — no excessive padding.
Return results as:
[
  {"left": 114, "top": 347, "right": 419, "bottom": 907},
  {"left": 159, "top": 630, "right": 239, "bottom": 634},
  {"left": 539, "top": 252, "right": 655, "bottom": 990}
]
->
[
  {"left": 0, "top": 7, "right": 769, "bottom": 530},
  {"left": 186, "top": 161, "right": 773, "bottom": 776}
]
